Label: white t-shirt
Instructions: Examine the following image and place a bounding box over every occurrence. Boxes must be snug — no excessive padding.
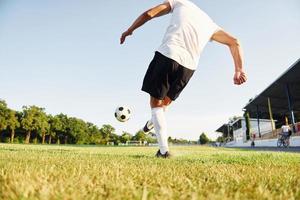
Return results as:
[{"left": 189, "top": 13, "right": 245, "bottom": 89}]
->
[
  {"left": 157, "top": 0, "right": 221, "bottom": 70},
  {"left": 281, "top": 125, "right": 290, "bottom": 133}
]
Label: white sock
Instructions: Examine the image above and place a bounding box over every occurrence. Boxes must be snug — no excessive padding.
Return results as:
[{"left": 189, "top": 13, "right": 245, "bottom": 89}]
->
[
  {"left": 148, "top": 106, "right": 168, "bottom": 127},
  {"left": 163, "top": 106, "right": 169, "bottom": 112},
  {"left": 151, "top": 107, "right": 169, "bottom": 154}
]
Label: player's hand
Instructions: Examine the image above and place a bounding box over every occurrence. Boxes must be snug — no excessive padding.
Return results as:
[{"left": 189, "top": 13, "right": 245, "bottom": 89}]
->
[
  {"left": 233, "top": 71, "right": 247, "bottom": 85},
  {"left": 120, "top": 30, "right": 132, "bottom": 44}
]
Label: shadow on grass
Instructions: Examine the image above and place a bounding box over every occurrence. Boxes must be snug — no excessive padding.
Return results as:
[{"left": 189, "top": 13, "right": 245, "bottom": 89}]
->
[{"left": 128, "top": 154, "right": 152, "bottom": 159}]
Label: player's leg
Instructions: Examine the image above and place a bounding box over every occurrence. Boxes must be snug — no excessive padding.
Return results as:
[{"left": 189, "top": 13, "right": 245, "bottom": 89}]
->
[
  {"left": 150, "top": 96, "right": 170, "bottom": 155},
  {"left": 141, "top": 52, "right": 193, "bottom": 157},
  {"left": 154, "top": 65, "right": 194, "bottom": 156},
  {"left": 162, "top": 96, "right": 172, "bottom": 111},
  {"left": 143, "top": 96, "right": 172, "bottom": 133},
  {"left": 151, "top": 96, "right": 172, "bottom": 109}
]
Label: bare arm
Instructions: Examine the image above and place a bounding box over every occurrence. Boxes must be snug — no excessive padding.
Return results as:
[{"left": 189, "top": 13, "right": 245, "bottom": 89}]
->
[
  {"left": 211, "top": 30, "right": 247, "bottom": 85},
  {"left": 120, "top": 3, "right": 171, "bottom": 44}
]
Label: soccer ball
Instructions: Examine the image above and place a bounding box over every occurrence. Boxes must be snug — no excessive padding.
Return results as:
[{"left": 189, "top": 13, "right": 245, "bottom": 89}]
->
[{"left": 114, "top": 106, "right": 131, "bottom": 122}]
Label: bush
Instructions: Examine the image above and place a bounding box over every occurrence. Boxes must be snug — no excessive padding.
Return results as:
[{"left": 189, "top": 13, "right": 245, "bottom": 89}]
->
[
  {"left": 199, "top": 133, "right": 209, "bottom": 144},
  {"left": 3, "top": 137, "right": 10, "bottom": 143}
]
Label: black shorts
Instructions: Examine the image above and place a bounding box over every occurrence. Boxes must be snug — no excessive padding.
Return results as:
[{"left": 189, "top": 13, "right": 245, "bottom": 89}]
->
[{"left": 142, "top": 52, "right": 195, "bottom": 101}]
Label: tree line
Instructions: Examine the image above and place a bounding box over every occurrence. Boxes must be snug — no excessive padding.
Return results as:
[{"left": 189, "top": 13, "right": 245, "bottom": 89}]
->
[
  {"left": 0, "top": 99, "right": 158, "bottom": 144},
  {"left": 0, "top": 99, "right": 203, "bottom": 145}
]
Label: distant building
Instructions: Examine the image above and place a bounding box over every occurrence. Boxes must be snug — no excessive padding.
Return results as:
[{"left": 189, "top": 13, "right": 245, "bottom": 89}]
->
[
  {"left": 216, "top": 117, "right": 274, "bottom": 144},
  {"left": 244, "top": 58, "right": 300, "bottom": 134},
  {"left": 216, "top": 58, "right": 300, "bottom": 147}
]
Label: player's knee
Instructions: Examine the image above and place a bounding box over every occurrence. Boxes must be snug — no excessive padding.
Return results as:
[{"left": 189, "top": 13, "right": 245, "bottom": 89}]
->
[
  {"left": 163, "top": 96, "right": 172, "bottom": 106},
  {"left": 151, "top": 102, "right": 164, "bottom": 108},
  {"left": 150, "top": 97, "right": 164, "bottom": 108}
]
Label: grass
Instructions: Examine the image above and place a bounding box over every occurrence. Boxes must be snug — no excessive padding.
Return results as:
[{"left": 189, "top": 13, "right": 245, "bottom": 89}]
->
[{"left": 0, "top": 144, "right": 300, "bottom": 200}]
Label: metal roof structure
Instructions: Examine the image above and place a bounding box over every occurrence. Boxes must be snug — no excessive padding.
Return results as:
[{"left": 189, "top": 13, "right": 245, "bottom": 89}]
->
[
  {"left": 244, "top": 58, "right": 300, "bottom": 121},
  {"left": 216, "top": 124, "right": 229, "bottom": 134},
  {"left": 216, "top": 58, "right": 300, "bottom": 139}
]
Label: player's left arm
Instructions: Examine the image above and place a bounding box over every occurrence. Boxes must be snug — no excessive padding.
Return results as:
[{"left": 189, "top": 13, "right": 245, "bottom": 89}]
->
[
  {"left": 120, "top": 2, "right": 171, "bottom": 44},
  {"left": 211, "top": 30, "right": 247, "bottom": 85}
]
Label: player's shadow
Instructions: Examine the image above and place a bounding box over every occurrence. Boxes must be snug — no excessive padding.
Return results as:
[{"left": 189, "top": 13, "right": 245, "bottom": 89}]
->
[{"left": 127, "top": 154, "right": 152, "bottom": 159}]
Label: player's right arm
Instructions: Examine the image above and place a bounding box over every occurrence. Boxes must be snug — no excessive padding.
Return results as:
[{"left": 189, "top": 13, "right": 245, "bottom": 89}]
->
[
  {"left": 120, "top": 2, "right": 171, "bottom": 44},
  {"left": 211, "top": 30, "right": 247, "bottom": 85}
]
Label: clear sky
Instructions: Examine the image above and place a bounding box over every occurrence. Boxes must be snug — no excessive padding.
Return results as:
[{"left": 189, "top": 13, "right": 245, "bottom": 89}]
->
[{"left": 0, "top": 0, "right": 299, "bottom": 140}]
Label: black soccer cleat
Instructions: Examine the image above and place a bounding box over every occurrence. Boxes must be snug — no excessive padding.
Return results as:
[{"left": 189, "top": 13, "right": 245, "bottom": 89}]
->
[
  {"left": 155, "top": 150, "right": 171, "bottom": 158},
  {"left": 143, "top": 120, "right": 154, "bottom": 133}
]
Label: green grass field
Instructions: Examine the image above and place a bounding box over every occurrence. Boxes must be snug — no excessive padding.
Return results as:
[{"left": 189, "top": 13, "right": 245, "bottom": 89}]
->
[{"left": 0, "top": 144, "right": 300, "bottom": 200}]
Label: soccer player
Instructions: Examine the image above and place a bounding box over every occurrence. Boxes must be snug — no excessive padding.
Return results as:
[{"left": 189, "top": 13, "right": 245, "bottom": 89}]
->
[{"left": 120, "top": 0, "right": 247, "bottom": 158}]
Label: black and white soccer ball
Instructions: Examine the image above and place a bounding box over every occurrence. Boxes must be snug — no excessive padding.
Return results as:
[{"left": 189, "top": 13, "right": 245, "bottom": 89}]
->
[{"left": 114, "top": 106, "right": 131, "bottom": 122}]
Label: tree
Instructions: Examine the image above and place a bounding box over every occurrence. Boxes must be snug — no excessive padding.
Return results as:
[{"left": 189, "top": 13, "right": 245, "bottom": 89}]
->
[
  {"left": 87, "top": 122, "right": 101, "bottom": 144},
  {"left": 199, "top": 133, "right": 209, "bottom": 145},
  {"left": 48, "top": 115, "right": 63, "bottom": 144},
  {"left": 145, "top": 133, "right": 157, "bottom": 144},
  {"left": 67, "top": 117, "right": 90, "bottom": 144},
  {"left": 0, "top": 100, "right": 9, "bottom": 141},
  {"left": 110, "top": 133, "right": 121, "bottom": 145},
  {"left": 133, "top": 130, "right": 147, "bottom": 142},
  {"left": 38, "top": 110, "right": 50, "bottom": 144},
  {"left": 244, "top": 111, "right": 251, "bottom": 140},
  {"left": 216, "top": 136, "right": 225, "bottom": 143},
  {"left": 29, "top": 106, "right": 49, "bottom": 144},
  {"left": 120, "top": 132, "right": 132, "bottom": 144},
  {"left": 56, "top": 114, "right": 69, "bottom": 144},
  {"left": 7, "top": 109, "right": 20, "bottom": 143},
  {"left": 99, "top": 124, "right": 115, "bottom": 144},
  {"left": 21, "top": 106, "right": 42, "bottom": 144}
]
